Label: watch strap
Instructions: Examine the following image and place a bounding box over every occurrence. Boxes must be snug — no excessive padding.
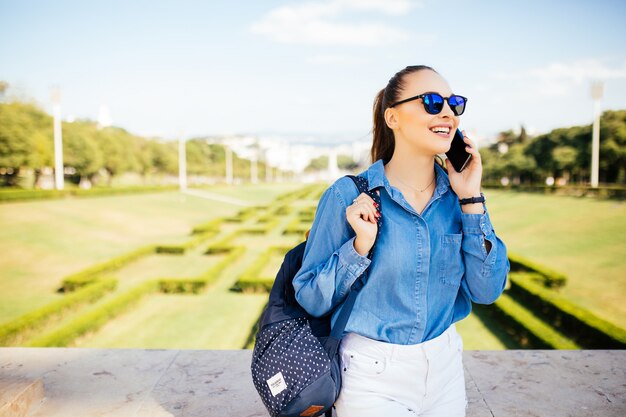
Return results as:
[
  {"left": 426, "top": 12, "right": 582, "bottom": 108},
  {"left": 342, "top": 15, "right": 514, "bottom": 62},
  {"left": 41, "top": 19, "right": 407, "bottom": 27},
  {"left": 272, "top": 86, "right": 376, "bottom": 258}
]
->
[{"left": 459, "top": 192, "right": 485, "bottom": 205}]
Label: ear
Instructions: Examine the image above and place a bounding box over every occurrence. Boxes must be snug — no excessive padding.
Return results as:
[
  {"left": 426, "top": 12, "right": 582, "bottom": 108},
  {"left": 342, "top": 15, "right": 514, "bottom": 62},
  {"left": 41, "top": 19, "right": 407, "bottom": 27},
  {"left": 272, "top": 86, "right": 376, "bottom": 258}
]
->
[{"left": 384, "top": 107, "right": 399, "bottom": 130}]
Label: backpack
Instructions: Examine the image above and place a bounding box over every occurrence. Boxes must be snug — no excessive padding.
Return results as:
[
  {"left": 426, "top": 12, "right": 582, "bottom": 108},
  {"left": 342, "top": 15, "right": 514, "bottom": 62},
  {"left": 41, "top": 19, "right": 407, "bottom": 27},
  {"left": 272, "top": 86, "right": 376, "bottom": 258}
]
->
[{"left": 250, "top": 174, "right": 382, "bottom": 417}]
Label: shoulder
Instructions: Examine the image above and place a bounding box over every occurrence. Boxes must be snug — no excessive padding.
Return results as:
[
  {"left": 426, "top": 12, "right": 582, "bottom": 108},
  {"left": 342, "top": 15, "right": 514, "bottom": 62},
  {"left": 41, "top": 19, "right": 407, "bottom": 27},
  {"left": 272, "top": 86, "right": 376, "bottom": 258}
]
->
[{"left": 328, "top": 168, "right": 370, "bottom": 207}]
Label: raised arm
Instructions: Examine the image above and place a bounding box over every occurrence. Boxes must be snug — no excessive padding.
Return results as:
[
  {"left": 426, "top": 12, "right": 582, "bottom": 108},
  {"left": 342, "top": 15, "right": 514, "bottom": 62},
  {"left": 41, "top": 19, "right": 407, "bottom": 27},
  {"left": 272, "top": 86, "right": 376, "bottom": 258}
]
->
[{"left": 292, "top": 183, "right": 372, "bottom": 317}]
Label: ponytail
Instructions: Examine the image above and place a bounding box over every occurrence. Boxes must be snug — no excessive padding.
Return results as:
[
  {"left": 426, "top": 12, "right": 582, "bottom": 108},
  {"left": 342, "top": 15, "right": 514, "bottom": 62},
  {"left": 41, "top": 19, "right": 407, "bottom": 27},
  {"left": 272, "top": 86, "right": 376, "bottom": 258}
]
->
[{"left": 371, "top": 88, "right": 395, "bottom": 164}]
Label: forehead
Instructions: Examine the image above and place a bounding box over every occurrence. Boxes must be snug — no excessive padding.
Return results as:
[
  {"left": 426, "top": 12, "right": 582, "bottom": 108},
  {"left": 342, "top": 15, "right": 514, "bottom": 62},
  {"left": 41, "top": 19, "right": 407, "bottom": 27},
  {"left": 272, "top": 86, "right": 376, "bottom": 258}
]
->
[{"left": 402, "top": 70, "right": 453, "bottom": 96}]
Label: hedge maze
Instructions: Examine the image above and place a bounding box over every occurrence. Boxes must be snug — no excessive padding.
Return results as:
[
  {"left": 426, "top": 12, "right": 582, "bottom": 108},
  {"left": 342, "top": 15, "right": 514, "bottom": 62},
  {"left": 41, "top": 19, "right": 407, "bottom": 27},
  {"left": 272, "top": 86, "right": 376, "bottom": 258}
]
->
[
  {"left": 0, "top": 183, "right": 323, "bottom": 348},
  {"left": 474, "top": 256, "right": 626, "bottom": 349},
  {"left": 1, "top": 181, "right": 625, "bottom": 350}
]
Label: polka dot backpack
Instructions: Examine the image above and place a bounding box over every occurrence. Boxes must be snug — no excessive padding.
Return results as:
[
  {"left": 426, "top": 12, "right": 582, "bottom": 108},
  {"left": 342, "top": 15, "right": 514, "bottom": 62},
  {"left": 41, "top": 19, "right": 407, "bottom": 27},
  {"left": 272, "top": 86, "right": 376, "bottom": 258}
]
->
[{"left": 251, "top": 174, "right": 382, "bottom": 417}]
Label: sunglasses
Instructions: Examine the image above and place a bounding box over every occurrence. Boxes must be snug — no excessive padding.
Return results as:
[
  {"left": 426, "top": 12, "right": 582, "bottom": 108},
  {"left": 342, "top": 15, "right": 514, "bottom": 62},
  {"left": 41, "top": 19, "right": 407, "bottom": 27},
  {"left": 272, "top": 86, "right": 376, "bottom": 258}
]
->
[{"left": 389, "top": 92, "right": 468, "bottom": 116}]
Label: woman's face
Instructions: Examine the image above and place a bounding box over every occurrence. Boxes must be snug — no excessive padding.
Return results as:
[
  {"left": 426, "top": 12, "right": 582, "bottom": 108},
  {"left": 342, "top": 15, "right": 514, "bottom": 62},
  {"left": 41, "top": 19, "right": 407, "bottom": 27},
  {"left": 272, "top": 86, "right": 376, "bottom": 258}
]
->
[{"left": 385, "top": 69, "right": 460, "bottom": 156}]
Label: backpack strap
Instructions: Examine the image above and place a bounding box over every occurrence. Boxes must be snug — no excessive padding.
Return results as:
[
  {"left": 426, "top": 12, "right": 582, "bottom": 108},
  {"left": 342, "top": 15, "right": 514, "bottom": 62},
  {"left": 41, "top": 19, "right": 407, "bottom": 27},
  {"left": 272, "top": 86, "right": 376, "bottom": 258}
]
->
[
  {"left": 344, "top": 174, "right": 382, "bottom": 258},
  {"left": 327, "top": 174, "right": 383, "bottom": 353}
]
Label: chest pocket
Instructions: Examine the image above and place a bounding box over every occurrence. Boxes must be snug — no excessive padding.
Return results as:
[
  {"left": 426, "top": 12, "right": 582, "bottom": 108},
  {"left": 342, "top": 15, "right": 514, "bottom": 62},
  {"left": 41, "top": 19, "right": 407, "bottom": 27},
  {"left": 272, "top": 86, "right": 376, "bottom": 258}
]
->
[{"left": 439, "top": 233, "right": 464, "bottom": 287}]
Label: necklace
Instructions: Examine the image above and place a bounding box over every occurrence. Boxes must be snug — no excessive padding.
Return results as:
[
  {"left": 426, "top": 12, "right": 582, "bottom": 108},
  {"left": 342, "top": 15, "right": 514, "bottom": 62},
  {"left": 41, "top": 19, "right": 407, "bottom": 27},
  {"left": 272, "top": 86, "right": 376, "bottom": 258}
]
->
[{"left": 387, "top": 169, "right": 436, "bottom": 193}]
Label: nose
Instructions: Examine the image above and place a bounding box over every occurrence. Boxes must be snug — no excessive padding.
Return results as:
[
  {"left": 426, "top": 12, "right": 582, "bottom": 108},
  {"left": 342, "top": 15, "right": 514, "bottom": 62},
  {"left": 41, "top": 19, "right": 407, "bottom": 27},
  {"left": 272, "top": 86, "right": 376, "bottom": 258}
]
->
[{"left": 439, "top": 99, "right": 455, "bottom": 118}]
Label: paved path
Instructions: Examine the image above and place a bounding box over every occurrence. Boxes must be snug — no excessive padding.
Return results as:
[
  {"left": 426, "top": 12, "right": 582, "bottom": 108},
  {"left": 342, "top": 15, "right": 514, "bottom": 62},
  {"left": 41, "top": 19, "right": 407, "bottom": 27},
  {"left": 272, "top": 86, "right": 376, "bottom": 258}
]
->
[{"left": 1, "top": 349, "right": 624, "bottom": 416}]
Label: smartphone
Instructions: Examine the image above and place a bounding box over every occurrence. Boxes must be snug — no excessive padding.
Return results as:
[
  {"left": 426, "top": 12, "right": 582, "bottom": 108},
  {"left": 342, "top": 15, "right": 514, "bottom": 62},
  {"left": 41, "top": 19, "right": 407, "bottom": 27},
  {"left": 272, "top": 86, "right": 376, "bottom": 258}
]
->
[{"left": 445, "top": 128, "right": 472, "bottom": 172}]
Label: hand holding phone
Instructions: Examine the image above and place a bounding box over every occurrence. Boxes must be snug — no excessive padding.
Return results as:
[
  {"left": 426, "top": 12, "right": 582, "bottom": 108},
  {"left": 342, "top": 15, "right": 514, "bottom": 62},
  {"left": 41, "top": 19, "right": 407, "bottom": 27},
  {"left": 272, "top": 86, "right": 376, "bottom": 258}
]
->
[{"left": 445, "top": 128, "right": 472, "bottom": 172}]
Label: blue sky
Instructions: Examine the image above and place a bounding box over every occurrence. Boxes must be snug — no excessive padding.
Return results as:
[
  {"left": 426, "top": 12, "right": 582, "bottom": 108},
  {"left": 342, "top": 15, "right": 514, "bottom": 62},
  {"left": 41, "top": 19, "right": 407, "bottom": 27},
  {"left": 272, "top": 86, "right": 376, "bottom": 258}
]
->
[{"left": 1, "top": 0, "right": 625, "bottom": 144}]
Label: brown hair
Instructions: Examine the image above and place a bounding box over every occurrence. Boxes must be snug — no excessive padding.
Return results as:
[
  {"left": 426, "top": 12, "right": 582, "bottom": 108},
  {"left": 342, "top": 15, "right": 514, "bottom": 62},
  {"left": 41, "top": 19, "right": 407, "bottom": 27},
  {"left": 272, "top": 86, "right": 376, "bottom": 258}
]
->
[{"left": 371, "top": 65, "right": 447, "bottom": 170}]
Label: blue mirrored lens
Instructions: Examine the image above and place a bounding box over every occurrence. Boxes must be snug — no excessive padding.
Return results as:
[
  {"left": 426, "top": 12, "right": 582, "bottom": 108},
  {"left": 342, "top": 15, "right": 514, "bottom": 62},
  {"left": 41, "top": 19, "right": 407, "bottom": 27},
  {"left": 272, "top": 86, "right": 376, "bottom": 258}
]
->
[
  {"left": 449, "top": 95, "right": 466, "bottom": 115},
  {"left": 423, "top": 94, "right": 444, "bottom": 114}
]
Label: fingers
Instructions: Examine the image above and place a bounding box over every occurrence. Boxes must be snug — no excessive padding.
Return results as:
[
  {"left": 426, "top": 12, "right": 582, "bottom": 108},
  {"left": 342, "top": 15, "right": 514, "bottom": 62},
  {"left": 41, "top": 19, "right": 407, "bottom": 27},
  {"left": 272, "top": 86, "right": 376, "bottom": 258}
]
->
[
  {"left": 348, "top": 192, "right": 379, "bottom": 224},
  {"left": 461, "top": 130, "right": 481, "bottom": 161},
  {"left": 352, "top": 192, "right": 376, "bottom": 206}
]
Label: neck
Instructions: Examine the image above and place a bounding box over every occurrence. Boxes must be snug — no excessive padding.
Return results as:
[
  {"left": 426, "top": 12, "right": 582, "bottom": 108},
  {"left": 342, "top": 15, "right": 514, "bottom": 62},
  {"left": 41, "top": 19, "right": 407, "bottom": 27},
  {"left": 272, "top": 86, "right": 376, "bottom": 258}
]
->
[{"left": 384, "top": 142, "right": 437, "bottom": 193}]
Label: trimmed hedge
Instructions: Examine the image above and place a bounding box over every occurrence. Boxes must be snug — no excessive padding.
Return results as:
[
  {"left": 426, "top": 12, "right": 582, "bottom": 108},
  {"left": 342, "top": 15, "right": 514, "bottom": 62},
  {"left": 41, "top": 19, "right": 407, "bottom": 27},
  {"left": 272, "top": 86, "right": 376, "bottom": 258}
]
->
[
  {"left": 63, "top": 224, "right": 221, "bottom": 291},
  {"left": 61, "top": 245, "right": 155, "bottom": 291},
  {"left": 234, "top": 277, "right": 274, "bottom": 293},
  {"left": 282, "top": 218, "right": 309, "bottom": 236},
  {"left": 155, "top": 230, "right": 217, "bottom": 254},
  {"left": 487, "top": 292, "right": 581, "bottom": 349},
  {"left": 159, "top": 246, "right": 246, "bottom": 294},
  {"left": 238, "top": 218, "right": 280, "bottom": 235},
  {"left": 23, "top": 245, "right": 247, "bottom": 347},
  {"left": 158, "top": 279, "right": 206, "bottom": 294},
  {"left": 481, "top": 183, "right": 626, "bottom": 200},
  {"left": 508, "top": 273, "right": 626, "bottom": 348},
  {"left": 224, "top": 206, "right": 259, "bottom": 223},
  {"left": 232, "top": 246, "right": 292, "bottom": 293},
  {"left": 297, "top": 207, "right": 316, "bottom": 223},
  {"left": 0, "top": 278, "right": 117, "bottom": 346},
  {"left": 26, "top": 280, "right": 159, "bottom": 347},
  {"left": 0, "top": 185, "right": 179, "bottom": 203},
  {"left": 275, "top": 185, "right": 319, "bottom": 202},
  {"left": 507, "top": 252, "right": 567, "bottom": 288},
  {"left": 204, "top": 231, "right": 239, "bottom": 254},
  {"left": 191, "top": 218, "right": 224, "bottom": 235}
]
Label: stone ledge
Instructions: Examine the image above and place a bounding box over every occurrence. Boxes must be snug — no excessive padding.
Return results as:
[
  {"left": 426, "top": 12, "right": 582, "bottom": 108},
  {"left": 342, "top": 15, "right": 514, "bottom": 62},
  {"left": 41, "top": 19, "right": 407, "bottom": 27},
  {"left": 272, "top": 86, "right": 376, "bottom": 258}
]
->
[
  {"left": 0, "top": 348, "right": 624, "bottom": 416},
  {"left": 0, "top": 377, "right": 43, "bottom": 417}
]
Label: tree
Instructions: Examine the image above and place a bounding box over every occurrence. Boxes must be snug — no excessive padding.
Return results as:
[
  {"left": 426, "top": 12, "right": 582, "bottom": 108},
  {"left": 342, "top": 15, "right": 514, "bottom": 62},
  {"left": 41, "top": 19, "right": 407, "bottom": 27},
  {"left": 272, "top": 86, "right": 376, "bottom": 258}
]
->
[
  {"left": 63, "top": 121, "right": 103, "bottom": 183},
  {"left": 0, "top": 102, "right": 53, "bottom": 187},
  {"left": 598, "top": 110, "right": 626, "bottom": 183},
  {"left": 552, "top": 146, "right": 577, "bottom": 181},
  {"left": 96, "top": 127, "right": 141, "bottom": 184}
]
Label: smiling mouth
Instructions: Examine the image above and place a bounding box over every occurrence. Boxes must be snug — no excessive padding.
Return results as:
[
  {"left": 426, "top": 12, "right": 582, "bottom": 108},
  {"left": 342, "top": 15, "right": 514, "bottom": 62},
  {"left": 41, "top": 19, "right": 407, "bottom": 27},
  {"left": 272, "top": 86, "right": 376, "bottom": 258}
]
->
[{"left": 429, "top": 127, "right": 451, "bottom": 138}]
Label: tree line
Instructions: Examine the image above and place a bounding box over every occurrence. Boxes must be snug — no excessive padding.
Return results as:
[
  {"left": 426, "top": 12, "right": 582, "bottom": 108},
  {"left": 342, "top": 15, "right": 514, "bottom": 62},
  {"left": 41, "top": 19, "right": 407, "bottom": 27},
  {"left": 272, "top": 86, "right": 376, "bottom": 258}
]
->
[
  {"left": 480, "top": 110, "right": 626, "bottom": 185},
  {"left": 1, "top": 97, "right": 625, "bottom": 188},
  {"left": 0, "top": 101, "right": 266, "bottom": 188}
]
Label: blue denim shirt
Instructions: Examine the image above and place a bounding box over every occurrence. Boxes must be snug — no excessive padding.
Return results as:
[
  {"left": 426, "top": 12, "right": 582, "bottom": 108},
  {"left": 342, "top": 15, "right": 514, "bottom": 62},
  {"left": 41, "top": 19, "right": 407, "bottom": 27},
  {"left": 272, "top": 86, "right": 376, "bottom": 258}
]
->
[{"left": 293, "top": 159, "right": 510, "bottom": 344}]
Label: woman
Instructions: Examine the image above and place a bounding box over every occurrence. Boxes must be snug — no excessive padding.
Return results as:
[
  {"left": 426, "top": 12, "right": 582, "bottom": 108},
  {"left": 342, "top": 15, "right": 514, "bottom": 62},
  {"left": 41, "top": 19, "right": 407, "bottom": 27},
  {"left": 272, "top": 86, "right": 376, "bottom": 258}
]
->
[{"left": 292, "top": 65, "right": 510, "bottom": 417}]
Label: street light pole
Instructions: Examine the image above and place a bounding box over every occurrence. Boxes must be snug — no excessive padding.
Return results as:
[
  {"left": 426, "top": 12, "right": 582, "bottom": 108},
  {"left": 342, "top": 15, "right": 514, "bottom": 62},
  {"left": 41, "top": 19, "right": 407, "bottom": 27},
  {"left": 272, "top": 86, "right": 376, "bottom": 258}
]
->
[
  {"left": 178, "top": 130, "right": 187, "bottom": 191},
  {"left": 51, "top": 87, "right": 64, "bottom": 190},
  {"left": 225, "top": 142, "right": 233, "bottom": 185},
  {"left": 251, "top": 150, "right": 258, "bottom": 184},
  {"left": 590, "top": 81, "right": 603, "bottom": 188}
]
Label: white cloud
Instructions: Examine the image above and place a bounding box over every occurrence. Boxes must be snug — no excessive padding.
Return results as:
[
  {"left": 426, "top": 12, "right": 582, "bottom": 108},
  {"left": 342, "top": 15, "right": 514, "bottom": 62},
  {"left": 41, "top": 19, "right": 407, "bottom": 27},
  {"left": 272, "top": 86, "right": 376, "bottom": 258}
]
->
[
  {"left": 250, "top": 0, "right": 422, "bottom": 46},
  {"left": 334, "top": 0, "right": 418, "bottom": 15},
  {"left": 305, "top": 53, "right": 373, "bottom": 65},
  {"left": 492, "top": 58, "right": 626, "bottom": 97}
]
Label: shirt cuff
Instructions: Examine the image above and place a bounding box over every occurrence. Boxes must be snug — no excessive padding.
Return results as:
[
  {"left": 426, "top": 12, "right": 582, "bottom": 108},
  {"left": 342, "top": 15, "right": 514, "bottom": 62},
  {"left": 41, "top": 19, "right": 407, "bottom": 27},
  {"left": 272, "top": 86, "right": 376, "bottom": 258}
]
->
[
  {"left": 338, "top": 236, "right": 371, "bottom": 278},
  {"left": 461, "top": 209, "right": 494, "bottom": 236}
]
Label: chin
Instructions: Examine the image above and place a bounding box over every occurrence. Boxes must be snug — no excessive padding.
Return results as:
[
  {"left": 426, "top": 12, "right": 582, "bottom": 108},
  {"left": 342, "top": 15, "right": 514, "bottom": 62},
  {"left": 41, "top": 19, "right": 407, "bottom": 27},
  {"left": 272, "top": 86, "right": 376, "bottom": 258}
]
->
[{"left": 434, "top": 143, "right": 452, "bottom": 155}]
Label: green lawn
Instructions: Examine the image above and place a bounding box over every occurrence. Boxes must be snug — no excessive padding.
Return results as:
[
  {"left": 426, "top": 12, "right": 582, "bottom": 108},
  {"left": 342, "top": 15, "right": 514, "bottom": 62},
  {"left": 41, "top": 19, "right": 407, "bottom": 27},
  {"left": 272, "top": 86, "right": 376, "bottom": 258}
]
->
[
  {"left": 0, "top": 183, "right": 302, "bottom": 322},
  {"left": 71, "top": 207, "right": 304, "bottom": 349},
  {"left": 483, "top": 189, "right": 626, "bottom": 329},
  {"left": 1, "top": 183, "right": 624, "bottom": 349}
]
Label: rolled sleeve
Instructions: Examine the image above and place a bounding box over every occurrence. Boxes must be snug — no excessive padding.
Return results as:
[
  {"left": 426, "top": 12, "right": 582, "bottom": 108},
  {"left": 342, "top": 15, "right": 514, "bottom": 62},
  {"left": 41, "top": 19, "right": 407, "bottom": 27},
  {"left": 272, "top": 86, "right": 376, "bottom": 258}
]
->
[
  {"left": 461, "top": 209, "right": 498, "bottom": 262},
  {"left": 293, "top": 180, "right": 368, "bottom": 317},
  {"left": 460, "top": 206, "right": 510, "bottom": 304},
  {"left": 338, "top": 236, "right": 371, "bottom": 279}
]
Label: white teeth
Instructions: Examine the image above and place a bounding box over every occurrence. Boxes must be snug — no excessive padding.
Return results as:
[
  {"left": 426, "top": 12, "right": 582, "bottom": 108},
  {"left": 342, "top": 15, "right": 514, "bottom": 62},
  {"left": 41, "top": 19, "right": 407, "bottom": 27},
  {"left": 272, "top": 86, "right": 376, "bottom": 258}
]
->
[{"left": 430, "top": 127, "right": 450, "bottom": 134}]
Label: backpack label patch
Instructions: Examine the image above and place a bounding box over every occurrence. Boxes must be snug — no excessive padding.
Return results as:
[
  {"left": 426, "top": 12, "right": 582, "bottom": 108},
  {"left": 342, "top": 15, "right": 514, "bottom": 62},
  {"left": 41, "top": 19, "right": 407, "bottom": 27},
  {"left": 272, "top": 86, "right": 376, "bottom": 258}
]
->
[
  {"left": 267, "top": 371, "right": 287, "bottom": 396},
  {"left": 300, "top": 405, "right": 324, "bottom": 416}
]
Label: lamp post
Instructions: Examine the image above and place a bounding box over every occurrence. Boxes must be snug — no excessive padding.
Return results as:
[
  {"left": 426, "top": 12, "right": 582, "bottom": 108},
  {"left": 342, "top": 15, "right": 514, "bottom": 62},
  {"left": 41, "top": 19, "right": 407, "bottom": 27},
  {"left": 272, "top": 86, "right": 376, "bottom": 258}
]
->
[
  {"left": 590, "top": 81, "right": 603, "bottom": 188},
  {"left": 251, "top": 151, "right": 258, "bottom": 184},
  {"left": 51, "top": 87, "right": 64, "bottom": 190},
  {"left": 264, "top": 149, "right": 272, "bottom": 183},
  {"left": 225, "top": 142, "right": 233, "bottom": 185},
  {"left": 178, "top": 130, "right": 187, "bottom": 191}
]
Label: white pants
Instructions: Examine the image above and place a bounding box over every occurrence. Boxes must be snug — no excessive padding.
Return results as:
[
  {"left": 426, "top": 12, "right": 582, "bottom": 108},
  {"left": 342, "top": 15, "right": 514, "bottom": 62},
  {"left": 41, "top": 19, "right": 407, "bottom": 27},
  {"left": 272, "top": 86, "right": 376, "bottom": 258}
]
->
[{"left": 334, "top": 324, "right": 468, "bottom": 417}]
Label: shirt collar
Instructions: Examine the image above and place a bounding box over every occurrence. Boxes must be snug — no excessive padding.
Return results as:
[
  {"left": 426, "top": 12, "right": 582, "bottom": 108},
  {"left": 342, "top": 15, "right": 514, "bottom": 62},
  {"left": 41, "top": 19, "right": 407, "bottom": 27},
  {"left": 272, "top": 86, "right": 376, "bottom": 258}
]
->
[{"left": 364, "top": 158, "right": 450, "bottom": 198}]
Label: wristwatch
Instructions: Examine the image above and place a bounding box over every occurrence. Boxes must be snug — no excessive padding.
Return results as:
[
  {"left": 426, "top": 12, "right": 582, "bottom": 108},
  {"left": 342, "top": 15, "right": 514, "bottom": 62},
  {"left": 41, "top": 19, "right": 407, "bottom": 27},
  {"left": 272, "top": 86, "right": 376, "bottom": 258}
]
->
[{"left": 459, "top": 192, "right": 486, "bottom": 205}]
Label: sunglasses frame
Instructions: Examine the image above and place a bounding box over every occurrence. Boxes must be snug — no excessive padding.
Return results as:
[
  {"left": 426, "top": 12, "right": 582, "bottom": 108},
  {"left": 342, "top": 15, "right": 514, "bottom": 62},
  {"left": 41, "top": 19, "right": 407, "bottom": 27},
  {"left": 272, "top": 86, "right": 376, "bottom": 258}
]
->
[{"left": 389, "top": 92, "right": 468, "bottom": 116}]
